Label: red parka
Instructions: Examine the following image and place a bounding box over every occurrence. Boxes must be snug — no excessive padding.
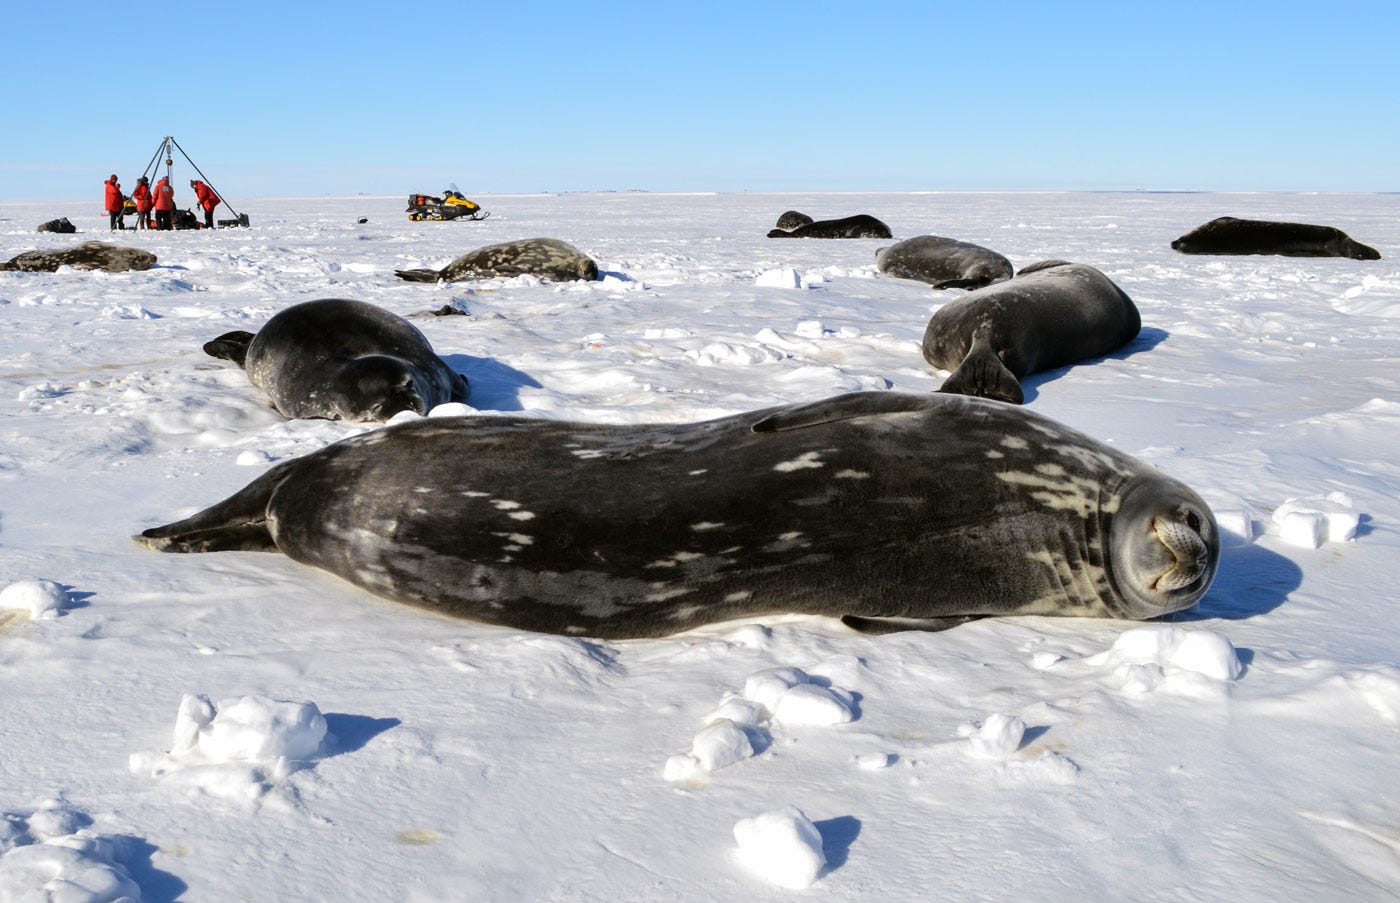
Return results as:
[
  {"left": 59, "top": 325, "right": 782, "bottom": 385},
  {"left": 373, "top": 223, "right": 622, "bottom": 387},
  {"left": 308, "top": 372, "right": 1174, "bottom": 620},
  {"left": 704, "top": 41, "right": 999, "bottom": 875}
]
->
[
  {"left": 131, "top": 182, "right": 152, "bottom": 213},
  {"left": 153, "top": 179, "right": 175, "bottom": 212},
  {"left": 104, "top": 177, "right": 123, "bottom": 213},
  {"left": 192, "top": 180, "right": 219, "bottom": 212}
]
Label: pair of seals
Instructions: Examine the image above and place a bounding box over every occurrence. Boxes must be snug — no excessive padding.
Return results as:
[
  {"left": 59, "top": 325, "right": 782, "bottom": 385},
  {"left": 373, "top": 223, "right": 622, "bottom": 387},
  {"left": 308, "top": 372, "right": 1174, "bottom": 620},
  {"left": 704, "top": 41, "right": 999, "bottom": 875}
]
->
[
  {"left": 1171, "top": 217, "right": 1381, "bottom": 259},
  {"left": 768, "top": 214, "right": 892, "bottom": 240},
  {"left": 203, "top": 298, "right": 469, "bottom": 422},
  {"left": 36, "top": 217, "right": 76, "bottom": 234},
  {"left": 394, "top": 237, "right": 598, "bottom": 283},
  {"left": 921, "top": 261, "right": 1141, "bottom": 405},
  {"left": 876, "top": 236, "right": 1014, "bottom": 290},
  {"left": 0, "top": 241, "right": 155, "bottom": 273},
  {"left": 137, "top": 391, "right": 1218, "bottom": 639}
]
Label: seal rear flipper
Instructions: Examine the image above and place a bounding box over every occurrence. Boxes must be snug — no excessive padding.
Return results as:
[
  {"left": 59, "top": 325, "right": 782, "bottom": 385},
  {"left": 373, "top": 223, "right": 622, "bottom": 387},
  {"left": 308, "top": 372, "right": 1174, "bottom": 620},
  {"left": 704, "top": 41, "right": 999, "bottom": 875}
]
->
[
  {"left": 394, "top": 268, "right": 442, "bottom": 283},
  {"left": 202, "top": 330, "right": 255, "bottom": 366},
  {"left": 938, "top": 339, "right": 1024, "bottom": 405},
  {"left": 751, "top": 391, "right": 933, "bottom": 433},
  {"left": 134, "top": 466, "right": 290, "bottom": 553},
  {"left": 841, "top": 614, "right": 985, "bottom": 634}
]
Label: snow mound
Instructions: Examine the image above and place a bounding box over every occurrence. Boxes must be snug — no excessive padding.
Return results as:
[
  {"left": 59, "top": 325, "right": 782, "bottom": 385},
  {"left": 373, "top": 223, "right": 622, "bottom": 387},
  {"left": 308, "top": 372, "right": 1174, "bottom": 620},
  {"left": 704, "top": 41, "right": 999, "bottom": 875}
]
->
[
  {"left": 1077, "top": 625, "right": 1242, "bottom": 696},
  {"left": 732, "top": 807, "right": 826, "bottom": 889},
  {"left": 755, "top": 267, "right": 803, "bottom": 289},
  {"left": 1271, "top": 491, "right": 1361, "bottom": 547},
  {"left": 0, "top": 579, "right": 70, "bottom": 619},
  {"left": 0, "top": 800, "right": 142, "bottom": 902},
  {"left": 963, "top": 713, "right": 1027, "bottom": 759}
]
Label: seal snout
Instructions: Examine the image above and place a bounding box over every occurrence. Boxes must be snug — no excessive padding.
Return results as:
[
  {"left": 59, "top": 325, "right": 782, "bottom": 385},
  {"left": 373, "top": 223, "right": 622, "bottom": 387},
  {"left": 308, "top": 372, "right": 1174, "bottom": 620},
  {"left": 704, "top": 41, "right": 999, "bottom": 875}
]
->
[{"left": 1148, "top": 511, "right": 1211, "bottom": 592}]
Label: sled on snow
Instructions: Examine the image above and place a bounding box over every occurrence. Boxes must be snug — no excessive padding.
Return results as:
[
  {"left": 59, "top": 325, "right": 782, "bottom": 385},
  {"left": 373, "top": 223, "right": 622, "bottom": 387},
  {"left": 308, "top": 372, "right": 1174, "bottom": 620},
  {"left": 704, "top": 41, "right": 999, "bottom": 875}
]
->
[{"left": 407, "top": 189, "right": 489, "bottom": 222}]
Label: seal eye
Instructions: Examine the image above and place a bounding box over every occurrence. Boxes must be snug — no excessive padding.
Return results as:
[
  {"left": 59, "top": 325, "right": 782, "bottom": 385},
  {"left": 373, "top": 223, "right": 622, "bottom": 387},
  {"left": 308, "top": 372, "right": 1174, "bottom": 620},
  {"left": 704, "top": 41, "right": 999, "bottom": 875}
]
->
[{"left": 1185, "top": 510, "right": 1202, "bottom": 534}]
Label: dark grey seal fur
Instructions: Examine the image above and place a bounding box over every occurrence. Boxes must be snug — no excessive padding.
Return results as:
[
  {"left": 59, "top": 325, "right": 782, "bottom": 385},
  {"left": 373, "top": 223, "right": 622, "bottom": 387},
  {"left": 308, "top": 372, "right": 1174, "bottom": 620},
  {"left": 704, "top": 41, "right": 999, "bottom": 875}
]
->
[
  {"left": 136, "top": 391, "right": 1217, "bottom": 639},
  {"left": 395, "top": 237, "right": 599, "bottom": 283},
  {"left": 775, "top": 210, "right": 814, "bottom": 231},
  {"left": 0, "top": 241, "right": 155, "bottom": 273},
  {"left": 922, "top": 260, "right": 1141, "bottom": 405},
  {"left": 1171, "top": 216, "right": 1380, "bottom": 259},
  {"left": 876, "top": 235, "right": 1014, "bottom": 290},
  {"left": 768, "top": 214, "right": 892, "bottom": 239},
  {"left": 202, "top": 298, "right": 469, "bottom": 422},
  {"left": 36, "top": 217, "right": 77, "bottom": 234}
]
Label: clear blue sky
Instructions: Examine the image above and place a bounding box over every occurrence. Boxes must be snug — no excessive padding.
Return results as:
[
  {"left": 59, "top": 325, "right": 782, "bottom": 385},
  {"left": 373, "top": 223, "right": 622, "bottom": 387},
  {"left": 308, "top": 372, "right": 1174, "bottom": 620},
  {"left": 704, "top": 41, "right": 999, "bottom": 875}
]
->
[{"left": 3, "top": 1, "right": 1396, "bottom": 200}]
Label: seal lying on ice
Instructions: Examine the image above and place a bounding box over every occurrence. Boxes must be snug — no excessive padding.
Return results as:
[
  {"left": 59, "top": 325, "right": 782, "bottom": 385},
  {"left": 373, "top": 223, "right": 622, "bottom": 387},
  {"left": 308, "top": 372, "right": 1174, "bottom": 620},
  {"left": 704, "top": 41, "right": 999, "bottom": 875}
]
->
[
  {"left": 876, "top": 235, "right": 1014, "bottom": 290},
  {"left": 1170, "top": 216, "right": 1380, "bottom": 259},
  {"left": 137, "top": 391, "right": 1218, "bottom": 639},
  {"left": 394, "top": 237, "right": 599, "bottom": 283},
  {"left": 0, "top": 241, "right": 155, "bottom": 272}
]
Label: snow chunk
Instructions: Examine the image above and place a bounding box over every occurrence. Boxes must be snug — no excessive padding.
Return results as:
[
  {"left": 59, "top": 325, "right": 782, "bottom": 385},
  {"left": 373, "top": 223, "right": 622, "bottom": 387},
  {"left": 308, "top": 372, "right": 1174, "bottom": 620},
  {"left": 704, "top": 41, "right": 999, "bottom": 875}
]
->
[
  {"left": 1272, "top": 492, "right": 1360, "bottom": 547},
  {"left": 732, "top": 807, "right": 826, "bottom": 889},
  {"left": 235, "top": 449, "right": 276, "bottom": 466},
  {"left": 755, "top": 267, "right": 802, "bottom": 289},
  {"left": 855, "top": 752, "right": 893, "bottom": 770},
  {"left": 1214, "top": 508, "right": 1255, "bottom": 545},
  {"left": 689, "top": 719, "right": 754, "bottom": 772},
  {"left": 0, "top": 801, "right": 142, "bottom": 903},
  {"left": 171, "top": 693, "right": 327, "bottom": 763},
  {"left": 1084, "top": 625, "right": 1243, "bottom": 694},
  {"left": 965, "top": 713, "right": 1026, "bottom": 759},
  {"left": 772, "top": 684, "right": 855, "bottom": 726},
  {"left": 428, "top": 402, "right": 476, "bottom": 418},
  {"left": 793, "top": 319, "right": 827, "bottom": 338},
  {"left": 742, "top": 667, "right": 810, "bottom": 716},
  {"left": 0, "top": 579, "right": 69, "bottom": 619}
]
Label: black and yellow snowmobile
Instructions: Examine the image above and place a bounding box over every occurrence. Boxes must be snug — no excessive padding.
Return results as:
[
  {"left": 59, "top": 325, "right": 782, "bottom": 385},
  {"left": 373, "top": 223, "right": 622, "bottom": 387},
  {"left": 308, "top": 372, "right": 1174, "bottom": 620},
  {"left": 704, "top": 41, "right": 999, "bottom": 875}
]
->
[{"left": 406, "top": 189, "right": 489, "bottom": 222}]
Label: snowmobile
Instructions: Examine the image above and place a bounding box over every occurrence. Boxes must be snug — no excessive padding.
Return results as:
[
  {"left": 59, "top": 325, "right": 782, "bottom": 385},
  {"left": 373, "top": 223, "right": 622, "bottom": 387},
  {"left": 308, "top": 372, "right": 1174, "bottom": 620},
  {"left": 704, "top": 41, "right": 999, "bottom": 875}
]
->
[{"left": 406, "top": 188, "right": 489, "bottom": 222}]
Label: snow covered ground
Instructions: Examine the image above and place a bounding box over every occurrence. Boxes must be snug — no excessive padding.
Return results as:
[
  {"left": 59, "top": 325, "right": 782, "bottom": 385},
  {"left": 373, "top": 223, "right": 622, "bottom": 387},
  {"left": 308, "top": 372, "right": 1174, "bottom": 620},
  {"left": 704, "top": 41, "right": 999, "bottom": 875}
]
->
[{"left": 1, "top": 190, "right": 1397, "bottom": 901}]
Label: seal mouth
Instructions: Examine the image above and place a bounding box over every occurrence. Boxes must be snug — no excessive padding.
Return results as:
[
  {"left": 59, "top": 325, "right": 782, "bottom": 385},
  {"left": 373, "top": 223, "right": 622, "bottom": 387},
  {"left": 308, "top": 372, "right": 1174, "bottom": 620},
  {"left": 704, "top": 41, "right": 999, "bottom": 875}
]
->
[{"left": 1147, "top": 510, "right": 1211, "bottom": 593}]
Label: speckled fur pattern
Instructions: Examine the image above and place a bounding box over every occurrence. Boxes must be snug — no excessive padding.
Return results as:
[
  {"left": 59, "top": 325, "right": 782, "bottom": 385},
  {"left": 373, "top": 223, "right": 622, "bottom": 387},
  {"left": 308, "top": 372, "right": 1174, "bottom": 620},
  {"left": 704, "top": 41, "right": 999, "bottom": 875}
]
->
[
  {"left": 0, "top": 241, "right": 156, "bottom": 273},
  {"left": 394, "top": 237, "right": 599, "bottom": 283},
  {"left": 135, "top": 392, "right": 1218, "bottom": 639},
  {"left": 202, "top": 298, "right": 468, "bottom": 422},
  {"left": 876, "top": 235, "right": 1014, "bottom": 290},
  {"left": 922, "top": 260, "right": 1142, "bottom": 404}
]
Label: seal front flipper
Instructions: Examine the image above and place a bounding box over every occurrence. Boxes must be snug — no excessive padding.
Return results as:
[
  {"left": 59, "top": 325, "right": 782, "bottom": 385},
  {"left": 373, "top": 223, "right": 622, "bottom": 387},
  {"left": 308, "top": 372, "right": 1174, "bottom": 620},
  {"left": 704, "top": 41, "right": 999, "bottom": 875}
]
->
[
  {"left": 202, "top": 330, "right": 255, "bottom": 366},
  {"left": 933, "top": 278, "right": 983, "bottom": 290},
  {"left": 841, "top": 614, "right": 985, "bottom": 634},
  {"left": 135, "top": 465, "right": 290, "bottom": 553},
  {"left": 938, "top": 336, "right": 1024, "bottom": 405},
  {"left": 394, "top": 268, "right": 442, "bottom": 283},
  {"left": 750, "top": 391, "right": 933, "bottom": 433}
]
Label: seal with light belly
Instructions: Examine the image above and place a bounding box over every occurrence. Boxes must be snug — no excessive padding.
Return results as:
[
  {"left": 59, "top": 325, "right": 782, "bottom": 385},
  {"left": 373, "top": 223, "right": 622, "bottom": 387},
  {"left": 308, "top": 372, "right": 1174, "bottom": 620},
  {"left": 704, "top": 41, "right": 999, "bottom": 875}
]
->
[
  {"left": 394, "top": 237, "right": 599, "bottom": 283},
  {"left": 877, "top": 235, "right": 1014, "bottom": 290},
  {"left": 136, "top": 391, "right": 1218, "bottom": 639},
  {"left": 1170, "top": 216, "right": 1380, "bottom": 259},
  {"left": 922, "top": 260, "right": 1141, "bottom": 405},
  {"left": 202, "top": 298, "right": 469, "bottom": 422},
  {"left": 0, "top": 241, "right": 155, "bottom": 272}
]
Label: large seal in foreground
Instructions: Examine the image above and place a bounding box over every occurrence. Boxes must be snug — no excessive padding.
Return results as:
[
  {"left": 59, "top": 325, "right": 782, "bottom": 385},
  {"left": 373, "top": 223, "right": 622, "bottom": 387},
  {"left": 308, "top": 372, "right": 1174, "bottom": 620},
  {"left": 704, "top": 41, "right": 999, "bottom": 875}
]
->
[
  {"left": 202, "top": 298, "right": 469, "bottom": 422},
  {"left": 768, "top": 214, "right": 892, "bottom": 239},
  {"left": 922, "top": 260, "right": 1141, "bottom": 405},
  {"left": 395, "top": 237, "right": 599, "bottom": 283},
  {"left": 1171, "top": 216, "right": 1380, "bottom": 259},
  {"left": 136, "top": 391, "right": 1218, "bottom": 639},
  {"left": 876, "top": 235, "right": 1014, "bottom": 290},
  {"left": 0, "top": 241, "right": 155, "bottom": 273}
]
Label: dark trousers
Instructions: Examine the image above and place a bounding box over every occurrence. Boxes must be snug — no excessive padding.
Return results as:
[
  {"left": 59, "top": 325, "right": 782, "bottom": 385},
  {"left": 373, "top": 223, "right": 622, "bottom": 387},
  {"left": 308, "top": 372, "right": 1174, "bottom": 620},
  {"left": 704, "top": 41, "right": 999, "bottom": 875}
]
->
[
  {"left": 203, "top": 206, "right": 215, "bottom": 228},
  {"left": 155, "top": 209, "right": 172, "bottom": 230},
  {"left": 109, "top": 210, "right": 124, "bottom": 230}
]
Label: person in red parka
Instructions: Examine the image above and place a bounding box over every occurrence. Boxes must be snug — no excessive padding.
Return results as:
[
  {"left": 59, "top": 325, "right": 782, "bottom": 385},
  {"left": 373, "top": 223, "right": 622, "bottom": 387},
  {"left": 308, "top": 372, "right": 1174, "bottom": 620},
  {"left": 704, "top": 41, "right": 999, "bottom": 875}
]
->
[
  {"left": 191, "top": 179, "right": 219, "bottom": 229},
  {"left": 130, "top": 176, "right": 153, "bottom": 230},
  {"left": 152, "top": 177, "right": 175, "bottom": 231},
  {"left": 104, "top": 174, "right": 125, "bottom": 230}
]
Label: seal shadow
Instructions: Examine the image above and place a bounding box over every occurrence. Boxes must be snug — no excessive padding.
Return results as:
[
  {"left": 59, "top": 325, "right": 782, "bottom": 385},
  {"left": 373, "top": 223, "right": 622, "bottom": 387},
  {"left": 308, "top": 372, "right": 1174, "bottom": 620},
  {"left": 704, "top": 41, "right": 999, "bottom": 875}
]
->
[
  {"left": 440, "top": 354, "right": 543, "bottom": 412},
  {"left": 322, "top": 714, "right": 402, "bottom": 756},
  {"left": 813, "top": 816, "right": 861, "bottom": 872},
  {"left": 112, "top": 834, "right": 189, "bottom": 903},
  {"left": 1170, "top": 541, "right": 1302, "bottom": 623},
  {"left": 1017, "top": 327, "right": 1169, "bottom": 403}
]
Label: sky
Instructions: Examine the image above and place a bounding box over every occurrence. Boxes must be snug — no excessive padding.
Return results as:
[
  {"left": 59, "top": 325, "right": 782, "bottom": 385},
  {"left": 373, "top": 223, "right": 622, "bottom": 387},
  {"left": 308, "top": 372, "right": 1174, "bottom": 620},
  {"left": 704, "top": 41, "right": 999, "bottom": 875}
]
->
[{"left": 2, "top": 1, "right": 1397, "bottom": 201}]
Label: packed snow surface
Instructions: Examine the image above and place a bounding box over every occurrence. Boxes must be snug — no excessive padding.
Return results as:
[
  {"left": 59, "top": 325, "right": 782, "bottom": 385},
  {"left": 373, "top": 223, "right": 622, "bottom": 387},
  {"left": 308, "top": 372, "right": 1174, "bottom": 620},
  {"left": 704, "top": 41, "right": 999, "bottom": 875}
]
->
[{"left": 2, "top": 191, "right": 1398, "bottom": 900}]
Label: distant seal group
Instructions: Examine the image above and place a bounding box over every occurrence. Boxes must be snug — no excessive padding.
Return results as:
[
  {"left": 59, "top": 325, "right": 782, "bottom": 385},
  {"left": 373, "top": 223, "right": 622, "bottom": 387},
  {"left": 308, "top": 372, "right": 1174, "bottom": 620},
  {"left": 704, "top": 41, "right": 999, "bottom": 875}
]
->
[
  {"left": 876, "top": 235, "right": 1014, "bottom": 290},
  {"left": 921, "top": 260, "right": 1141, "bottom": 405},
  {"left": 137, "top": 391, "right": 1218, "bottom": 638},
  {"left": 768, "top": 214, "right": 892, "bottom": 239},
  {"left": 202, "top": 298, "right": 469, "bottom": 422},
  {"left": 1171, "top": 216, "right": 1381, "bottom": 259},
  {"left": 0, "top": 241, "right": 155, "bottom": 273},
  {"left": 395, "top": 237, "right": 599, "bottom": 283}
]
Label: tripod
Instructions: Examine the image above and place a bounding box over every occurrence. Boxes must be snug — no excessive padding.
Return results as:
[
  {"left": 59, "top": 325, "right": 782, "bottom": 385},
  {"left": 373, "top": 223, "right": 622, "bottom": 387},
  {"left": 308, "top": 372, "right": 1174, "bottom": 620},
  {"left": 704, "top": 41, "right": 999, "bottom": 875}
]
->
[{"left": 139, "top": 136, "right": 248, "bottom": 227}]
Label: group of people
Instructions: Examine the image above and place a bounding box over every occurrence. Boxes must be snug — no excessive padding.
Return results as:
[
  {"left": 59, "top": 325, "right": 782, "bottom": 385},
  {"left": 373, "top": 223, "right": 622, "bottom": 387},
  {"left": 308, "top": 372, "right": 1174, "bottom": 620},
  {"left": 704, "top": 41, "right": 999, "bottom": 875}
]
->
[{"left": 104, "top": 174, "right": 220, "bottom": 230}]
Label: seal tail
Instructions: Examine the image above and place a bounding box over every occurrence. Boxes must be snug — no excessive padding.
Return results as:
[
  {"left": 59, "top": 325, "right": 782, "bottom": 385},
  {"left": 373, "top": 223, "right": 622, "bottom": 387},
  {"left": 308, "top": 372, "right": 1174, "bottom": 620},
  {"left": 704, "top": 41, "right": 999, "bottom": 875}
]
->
[
  {"left": 938, "top": 336, "right": 1024, "bottom": 405},
  {"left": 135, "top": 465, "right": 290, "bottom": 553},
  {"left": 394, "top": 268, "right": 442, "bottom": 283},
  {"left": 202, "top": 330, "right": 255, "bottom": 366}
]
